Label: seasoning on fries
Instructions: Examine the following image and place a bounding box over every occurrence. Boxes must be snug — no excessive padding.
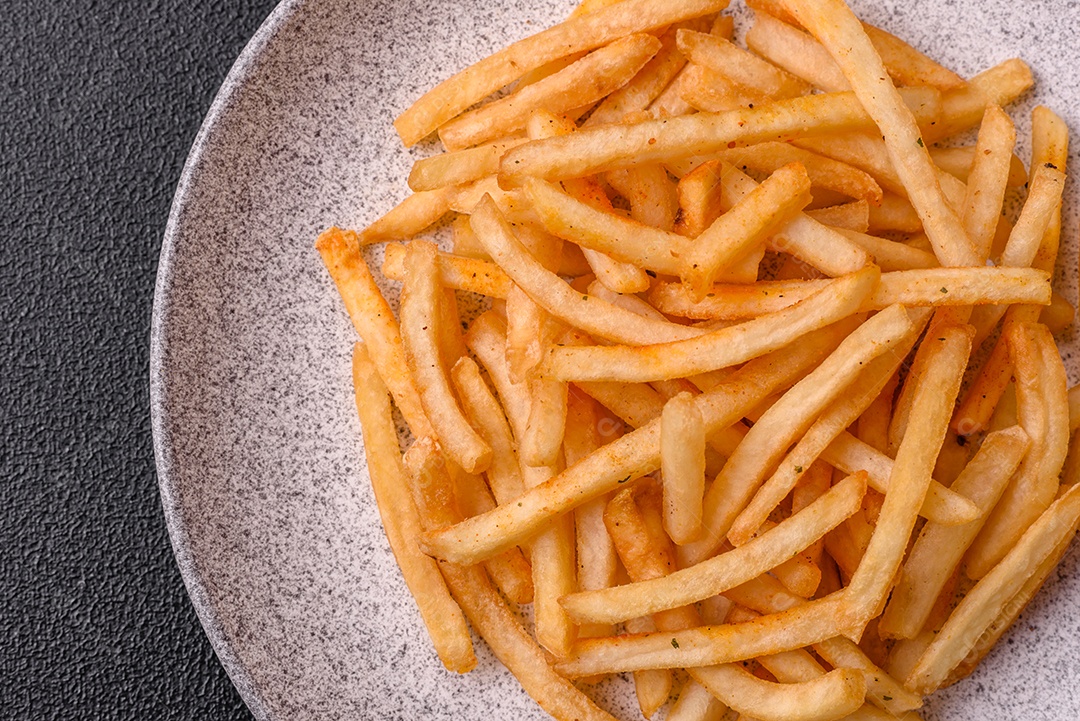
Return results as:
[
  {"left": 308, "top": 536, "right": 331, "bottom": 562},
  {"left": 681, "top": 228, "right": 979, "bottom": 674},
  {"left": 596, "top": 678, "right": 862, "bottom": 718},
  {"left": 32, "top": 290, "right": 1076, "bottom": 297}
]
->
[{"left": 317, "top": 0, "right": 1077, "bottom": 719}]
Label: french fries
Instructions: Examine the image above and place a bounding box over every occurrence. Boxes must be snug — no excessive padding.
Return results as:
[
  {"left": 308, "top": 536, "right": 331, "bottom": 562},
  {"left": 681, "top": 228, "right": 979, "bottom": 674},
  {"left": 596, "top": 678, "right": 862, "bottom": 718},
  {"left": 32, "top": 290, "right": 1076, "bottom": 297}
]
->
[{"left": 317, "top": 1, "right": 1079, "bottom": 719}]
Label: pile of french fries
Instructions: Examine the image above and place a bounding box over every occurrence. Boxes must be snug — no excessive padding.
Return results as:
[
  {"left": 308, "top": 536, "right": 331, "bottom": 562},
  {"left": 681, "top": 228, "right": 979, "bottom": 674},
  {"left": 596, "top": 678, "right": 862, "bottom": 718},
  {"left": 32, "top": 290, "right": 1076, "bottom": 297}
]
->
[{"left": 317, "top": 0, "right": 1080, "bottom": 719}]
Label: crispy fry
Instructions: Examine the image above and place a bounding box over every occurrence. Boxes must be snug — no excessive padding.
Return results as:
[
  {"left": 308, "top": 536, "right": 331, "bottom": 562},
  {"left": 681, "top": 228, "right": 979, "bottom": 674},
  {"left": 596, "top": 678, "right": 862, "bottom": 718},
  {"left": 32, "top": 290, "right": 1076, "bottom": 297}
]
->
[
  {"left": 965, "top": 324, "right": 1070, "bottom": 580},
  {"left": 606, "top": 164, "right": 680, "bottom": 232},
  {"left": 745, "top": 11, "right": 848, "bottom": 92},
  {"left": 805, "top": 200, "right": 869, "bottom": 232},
  {"left": 400, "top": 241, "right": 492, "bottom": 473},
  {"left": 667, "top": 680, "right": 728, "bottom": 721},
  {"left": 356, "top": 189, "right": 453, "bottom": 244},
  {"left": 661, "top": 392, "right": 707, "bottom": 545},
  {"left": 451, "top": 358, "right": 525, "bottom": 504},
  {"left": 879, "top": 426, "right": 1029, "bottom": 640},
  {"left": 524, "top": 177, "right": 695, "bottom": 276},
  {"left": 409, "top": 138, "right": 527, "bottom": 191},
  {"left": 393, "top": 0, "right": 730, "bottom": 145},
  {"left": 676, "top": 29, "right": 812, "bottom": 98},
  {"left": 925, "top": 59, "right": 1034, "bottom": 143},
  {"left": 648, "top": 268, "right": 1049, "bottom": 321},
  {"left": 959, "top": 106, "right": 1018, "bottom": 259},
  {"left": 351, "top": 344, "right": 476, "bottom": 673},
  {"left": 932, "top": 145, "right": 1028, "bottom": 188},
  {"left": 499, "top": 87, "right": 941, "bottom": 184},
  {"left": 564, "top": 391, "right": 619, "bottom": 639},
  {"left": 383, "top": 242, "right": 511, "bottom": 298},
  {"left": 555, "top": 593, "right": 848, "bottom": 675},
  {"left": 838, "top": 325, "right": 973, "bottom": 637},
  {"left": 439, "top": 34, "right": 662, "bottom": 150},
  {"left": 316, "top": 228, "right": 434, "bottom": 438}
]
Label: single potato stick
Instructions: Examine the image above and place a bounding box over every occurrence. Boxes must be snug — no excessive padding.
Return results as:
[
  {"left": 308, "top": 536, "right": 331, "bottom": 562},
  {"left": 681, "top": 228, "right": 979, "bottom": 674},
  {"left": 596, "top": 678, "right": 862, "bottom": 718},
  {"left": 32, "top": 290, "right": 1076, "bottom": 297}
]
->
[
  {"left": 805, "top": 201, "right": 869, "bottom": 232},
  {"left": 403, "top": 438, "right": 617, "bottom": 721},
  {"left": 925, "top": 58, "right": 1035, "bottom": 143},
  {"left": 783, "top": 0, "right": 979, "bottom": 266},
  {"left": 564, "top": 391, "right": 619, "bottom": 639},
  {"left": 1029, "top": 106, "right": 1070, "bottom": 271},
  {"left": 703, "top": 141, "right": 883, "bottom": 205},
  {"left": 438, "top": 34, "right": 663, "bottom": 151},
  {"left": 879, "top": 426, "right": 1030, "bottom": 640},
  {"left": 393, "top": 0, "right": 730, "bottom": 145},
  {"left": 470, "top": 195, "right": 706, "bottom": 345},
  {"left": 838, "top": 325, "right": 973, "bottom": 638},
  {"left": 450, "top": 358, "right": 526, "bottom": 504},
  {"left": 968, "top": 164, "right": 1066, "bottom": 342},
  {"left": 661, "top": 392, "right": 707, "bottom": 545},
  {"left": 1041, "top": 291, "right": 1075, "bottom": 335},
  {"left": 959, "top": 105, "right": 1018, "bottom": 259},
  {"left": 420, "top": 327, "right": 847, "bottom": 565},
  {"left": 351, "top": 344, "right": 476, "bottom": 673},
  {"left": 606, "top": 163, "right": 680, "bottom": 232},
  {"left": 356, "top": 189, "right": 453, "bottom": 245},
  {"left": 745, "top": 11, "right": 849, "bottom": 93},
  {"left": 383, "top": 242, "right": 511, "bottom": 298},
  {"left": 399, "top": 241, "right": 492, "bottom": 474},
  {"left": 560, "top": 472, "right": 866, "bottom": 625},
  {"left": 667, "top": 680, "right": 728, "bottom": 721},
  {"left": 906, "top": 482, "right": 1080, "bottom": 695},
  {"left": 691, "top": 664, "right": 865, "bottom": 721},
  {"left": 555, "top": 593, "right": 849, "bottom": 676},
  {"left": 316, "top": 228, "right": 434, "bottom": 438},
  {"left": 676, "top": 29, "right": 813, "bottom": 99},
  {"left": 931, "top": 145, "right": 1027, "bottom": 187},
  {"left": 678, "top": 64, "right": 773, "bottom": 113},
  {"left": 623, "top": 616, "right": 673, "bottom": 719},
  {"left": 648, "top": 268, "right": 1050, "bottom": 321},
  {"left": 408, "top": 138, "right": 528, "bottom": 191},
  {"left": 858, "top": 21, "right": 966, "bottom": 90},
  {"left": 524, "top": 177, "right": 697, "bottom": 276},
  {"left": 498, "top": 86, "right": 942, "bottom": 184},
  {"left": 541, "top": 266, "right": 878, "bottom": 383}
]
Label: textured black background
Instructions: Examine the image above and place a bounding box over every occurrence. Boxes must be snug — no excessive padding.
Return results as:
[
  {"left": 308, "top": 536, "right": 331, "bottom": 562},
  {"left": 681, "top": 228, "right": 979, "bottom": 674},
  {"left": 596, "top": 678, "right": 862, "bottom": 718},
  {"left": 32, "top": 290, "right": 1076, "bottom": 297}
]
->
[{"left": 1, "top": 1, "right": 278, "bottom": 718}]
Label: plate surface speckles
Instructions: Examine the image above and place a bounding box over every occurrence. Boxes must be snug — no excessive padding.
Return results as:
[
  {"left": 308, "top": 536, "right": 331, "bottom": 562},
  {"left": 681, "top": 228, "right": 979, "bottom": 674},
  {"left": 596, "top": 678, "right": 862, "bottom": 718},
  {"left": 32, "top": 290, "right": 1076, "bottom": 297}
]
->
[{"left": 151, "top": 1, "right": 1080, "bottom": 719}]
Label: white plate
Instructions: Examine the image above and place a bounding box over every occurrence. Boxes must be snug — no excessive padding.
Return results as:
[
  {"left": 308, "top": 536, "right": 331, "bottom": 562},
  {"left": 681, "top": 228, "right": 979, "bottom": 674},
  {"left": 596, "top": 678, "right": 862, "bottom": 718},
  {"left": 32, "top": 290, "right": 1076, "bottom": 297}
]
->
[{"left": 151, "top": 1, "right": 1080, "bottom": 718}]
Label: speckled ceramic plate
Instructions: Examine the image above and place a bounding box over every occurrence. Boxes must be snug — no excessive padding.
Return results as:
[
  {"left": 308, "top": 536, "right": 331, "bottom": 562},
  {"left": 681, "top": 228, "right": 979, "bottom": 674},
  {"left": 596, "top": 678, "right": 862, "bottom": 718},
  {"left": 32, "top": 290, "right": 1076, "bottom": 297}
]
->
[{"left": 151, "top": 1, "right": 1080, "bottom": 719}]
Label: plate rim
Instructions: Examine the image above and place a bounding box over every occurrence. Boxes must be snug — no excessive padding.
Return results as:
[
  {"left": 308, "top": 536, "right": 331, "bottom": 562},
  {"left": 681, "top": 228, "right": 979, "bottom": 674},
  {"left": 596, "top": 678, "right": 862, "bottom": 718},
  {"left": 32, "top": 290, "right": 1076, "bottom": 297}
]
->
[{"left": 150, "top": 1, "right": 304, "bottom": 718}]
